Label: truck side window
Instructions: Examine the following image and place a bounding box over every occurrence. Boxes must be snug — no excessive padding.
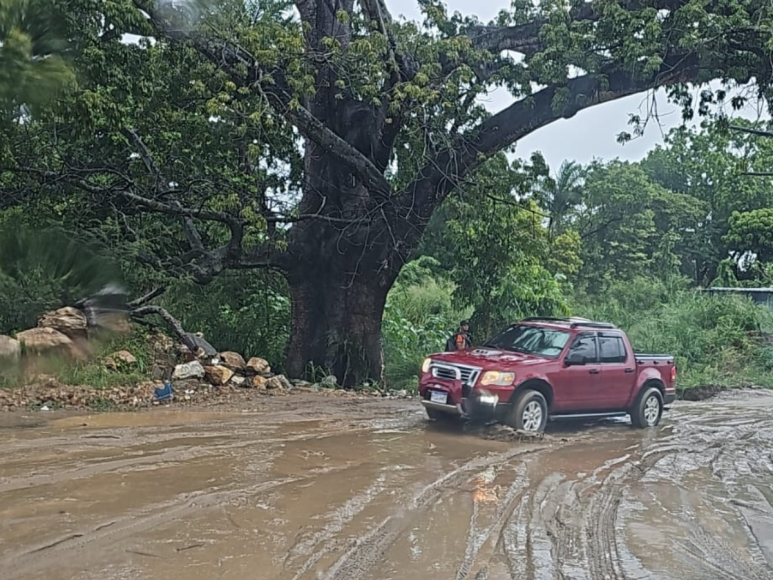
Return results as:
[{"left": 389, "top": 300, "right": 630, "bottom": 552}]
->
[
  {"left": 599, "top": 335, "right": 626, "bottom": 364},
  {"left": 568, "top": 333, "right": 597, "bottom": 363}
]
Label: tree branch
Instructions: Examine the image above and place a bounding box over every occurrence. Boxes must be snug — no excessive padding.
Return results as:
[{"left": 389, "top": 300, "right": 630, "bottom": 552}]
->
[
  {"left": 134, "top": 1, "right": 392, "bottom": 197},
  {"left": 398, "top": 53, "right": 702, "bottom": 219},
  {"left": 131, "top": 305, "right": 187, "bottom": 343},
  {"left": 258, "top": 80, "right": 392, "bottom": 197},
  {"left": 468, "top": 0, "right": 685, "bottom": 56},
  {"left": 730, "top": 125, "right": 773, "bottom": 139},
  {"left": 359, "top": 0, "right": 416, "bottom": 80},
  {"left": 123, "top": 127, "right": 205, "bottom": 251},
  {"left": 127, "top": 287, "right": 166, "bottom": 308}
]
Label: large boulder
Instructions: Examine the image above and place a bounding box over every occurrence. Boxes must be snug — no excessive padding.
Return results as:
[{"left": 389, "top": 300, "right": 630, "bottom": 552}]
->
[
  {"left": 16, "top": 327, "right": 75, "bottom": 356},
  {"left": 251, "top": 375, "right": 268, "bottom": 389},
  {"left": 38, "top": 307, "right": 88, "bottom": 340},
  {"left": 245, "top": 357, "right": 271, "bottom": 375},
  {"left": 204, "top": 365, "right": 234, "bottom": 386},
  {"left": 218, "top": 351, "right": 246, "bottom": 372},
  {"left": 0, "top": 335, "right": 20, "bottom": 360},
  {"left": 172, "top": 361, "right": 205, "bottom": 380}
]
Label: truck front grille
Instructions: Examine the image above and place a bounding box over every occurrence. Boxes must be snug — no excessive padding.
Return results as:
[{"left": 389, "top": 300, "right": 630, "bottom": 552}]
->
[{"left": 430, "top": 363, "right": 481, "bottom": 388}]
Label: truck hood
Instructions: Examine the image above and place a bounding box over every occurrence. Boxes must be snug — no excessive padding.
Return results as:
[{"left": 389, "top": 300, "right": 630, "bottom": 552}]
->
[{"left": 431, "top": 348, "right": 549, "bottom": 368}]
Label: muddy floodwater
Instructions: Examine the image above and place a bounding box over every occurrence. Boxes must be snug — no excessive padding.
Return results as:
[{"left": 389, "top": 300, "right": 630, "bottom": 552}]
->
[{"left": 1, "top": 392, "right": 772, "bottom": 580}]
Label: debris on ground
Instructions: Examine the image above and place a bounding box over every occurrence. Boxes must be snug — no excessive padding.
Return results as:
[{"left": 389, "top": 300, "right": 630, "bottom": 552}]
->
[
  {"left": 678, "top": 384, "right": 726, "bottom": 401},
  {"left": 0, "top": 301, "right": 417, "bottom": 412}
]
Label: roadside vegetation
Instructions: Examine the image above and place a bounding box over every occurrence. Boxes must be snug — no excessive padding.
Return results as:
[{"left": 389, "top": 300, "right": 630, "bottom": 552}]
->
[{"left": 2, "top": 1, "right": 773, "bottom": 395}]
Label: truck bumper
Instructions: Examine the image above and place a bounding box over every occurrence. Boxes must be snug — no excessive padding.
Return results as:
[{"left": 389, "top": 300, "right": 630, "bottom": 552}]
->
[{"left": 421, "top": 400, "right": 464, "bottom": 415}]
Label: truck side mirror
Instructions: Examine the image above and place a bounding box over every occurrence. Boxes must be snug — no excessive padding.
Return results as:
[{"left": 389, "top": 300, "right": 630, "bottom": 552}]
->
[{"left": 565, "top": 352, "right": 586, "bottom": 366}]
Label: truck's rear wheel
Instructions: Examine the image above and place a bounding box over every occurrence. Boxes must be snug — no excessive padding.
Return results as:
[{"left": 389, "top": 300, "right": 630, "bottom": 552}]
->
[
  {"left": 507, "top": 390, "right": 548, "bottom": 433},
  {"left": 630, "top": 387, "right": 663, "bottom": 428}
]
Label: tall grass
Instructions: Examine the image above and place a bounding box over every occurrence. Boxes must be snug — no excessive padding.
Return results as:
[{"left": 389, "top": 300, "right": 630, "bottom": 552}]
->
[
  {"left": 382, "top": 260, "right": 470, "bottom": 389},
  {"left": 574, "top": 277, "right": 773, "bottom": 388}
]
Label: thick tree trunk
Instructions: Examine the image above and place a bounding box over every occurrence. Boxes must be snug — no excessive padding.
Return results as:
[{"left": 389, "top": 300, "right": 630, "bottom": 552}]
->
[
  {"left": 285, "top": 274, "right": 389, "bottom": 386},
  {"left": 283, "top": 144, "right": 405, "bottom": 386}
]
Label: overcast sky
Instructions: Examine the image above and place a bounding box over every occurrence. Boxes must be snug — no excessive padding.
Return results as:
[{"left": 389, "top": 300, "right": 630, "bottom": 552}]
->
[{"left": 388, "top": 0, "right": 768, "bottom": 170}]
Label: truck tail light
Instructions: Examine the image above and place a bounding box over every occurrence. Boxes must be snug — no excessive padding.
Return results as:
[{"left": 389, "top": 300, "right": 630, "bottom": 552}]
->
[{"left": 670, "top": 366, "right": 676, "bottom": 383}]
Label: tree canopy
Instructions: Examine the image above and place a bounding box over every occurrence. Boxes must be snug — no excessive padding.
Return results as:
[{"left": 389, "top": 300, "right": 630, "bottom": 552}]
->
[{"left": 1, "top": 0, "right": 773, "bottom": 383}]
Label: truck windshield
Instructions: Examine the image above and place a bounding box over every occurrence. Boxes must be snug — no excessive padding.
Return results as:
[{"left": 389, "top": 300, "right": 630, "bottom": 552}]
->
[{"left": 485, "top": 325, "right": 571, "bottom": 358}]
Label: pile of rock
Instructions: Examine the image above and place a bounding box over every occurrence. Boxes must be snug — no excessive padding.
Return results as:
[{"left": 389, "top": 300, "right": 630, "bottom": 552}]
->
[
  {"left": 171, "top": 351, "right": 293, "bottom": 392},
  {"left": 0, "top": 305, "right": 354, "bottom": 411}
]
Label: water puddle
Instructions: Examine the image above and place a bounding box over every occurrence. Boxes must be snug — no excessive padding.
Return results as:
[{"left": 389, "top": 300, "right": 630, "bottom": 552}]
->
[{"left": 0, "top": 394, "right": 771, "bottom": 579}]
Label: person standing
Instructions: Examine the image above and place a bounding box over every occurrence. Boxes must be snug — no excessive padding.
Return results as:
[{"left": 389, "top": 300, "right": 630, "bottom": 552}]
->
[{"left": 446, "top": 320, "right": 473, "bottom": 351}]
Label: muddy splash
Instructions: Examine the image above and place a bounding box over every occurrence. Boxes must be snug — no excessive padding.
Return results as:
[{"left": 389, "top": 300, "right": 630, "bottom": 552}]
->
[{"left": 0, "top": 391, "right": 771, "bottom": 579}]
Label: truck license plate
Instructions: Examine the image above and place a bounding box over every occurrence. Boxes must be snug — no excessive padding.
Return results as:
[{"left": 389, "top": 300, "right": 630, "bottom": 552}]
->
[{"left": 430, "top": 390, "right": 448, "bottom": 404}]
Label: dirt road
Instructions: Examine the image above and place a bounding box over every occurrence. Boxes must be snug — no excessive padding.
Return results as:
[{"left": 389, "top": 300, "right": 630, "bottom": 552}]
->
[{"left": 1, "top": 391, "right": 772, "bottom": 580}]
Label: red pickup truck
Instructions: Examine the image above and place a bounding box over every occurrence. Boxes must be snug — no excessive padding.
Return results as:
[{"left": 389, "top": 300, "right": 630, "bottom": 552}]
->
[{"left": 419, "top": 318, "right": 676, "bottom": 433}]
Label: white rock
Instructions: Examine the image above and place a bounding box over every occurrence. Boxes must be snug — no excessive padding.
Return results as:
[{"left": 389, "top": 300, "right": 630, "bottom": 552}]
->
[{"left": 172, "top": 361, "right": 205, "bottom": 380}]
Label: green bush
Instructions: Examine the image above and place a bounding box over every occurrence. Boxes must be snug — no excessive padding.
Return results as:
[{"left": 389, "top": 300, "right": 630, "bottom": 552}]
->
[
  {"left": 573, "top": 277, "right": 773, "bottom": 388},
  {"left": 161, "top": 270, "right": 290, "bottom": 369},
  {"left": 382, "top": 258, "right": 469, "bottom": 389}
]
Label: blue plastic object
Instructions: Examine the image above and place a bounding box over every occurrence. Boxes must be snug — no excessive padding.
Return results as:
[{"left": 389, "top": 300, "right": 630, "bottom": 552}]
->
[{"left": 155, "top": 381, "right": 173, "bottom": 401}]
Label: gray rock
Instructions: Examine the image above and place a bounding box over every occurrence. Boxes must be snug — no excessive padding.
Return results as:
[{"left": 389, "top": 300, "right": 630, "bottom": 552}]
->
[
  {"left": 172, "top": 361, "right": 205, "bottom": 380},
  {"left": 182, "top": 333, "right": 217, "bottom": 357}
]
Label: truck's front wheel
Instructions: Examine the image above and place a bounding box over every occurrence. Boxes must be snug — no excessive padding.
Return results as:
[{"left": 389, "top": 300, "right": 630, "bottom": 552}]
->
[
  {"left": 507, "top": 390, "right": 548, "bottom": 433},
  {"left": 630, "top": 387, "right": 663, "bottom": 428}
]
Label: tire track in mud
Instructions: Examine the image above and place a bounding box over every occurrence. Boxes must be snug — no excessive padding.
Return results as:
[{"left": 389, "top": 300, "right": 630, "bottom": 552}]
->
[
  {"left": 453, "top": 463, "right": 530, "bottom": 580},
  {"left": 581, "top": 451, "right": 670, "bottom": 580},
  {"left": 0, "top": 423, "right": 382, "bottom": 495},
  {"left": 286, "top": 473, "right": 389, "bottom": 580},
  {"left": 316, "top": 445, "right": 550, "bottom": 580}
]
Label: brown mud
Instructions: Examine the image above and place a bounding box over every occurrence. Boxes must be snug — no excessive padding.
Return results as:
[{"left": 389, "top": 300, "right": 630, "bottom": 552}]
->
[{"left": 1, "top": 390, "right": 772, "bottom": 580}]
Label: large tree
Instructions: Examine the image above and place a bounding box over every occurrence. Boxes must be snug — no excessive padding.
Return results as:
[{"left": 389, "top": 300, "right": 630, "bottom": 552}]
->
[{"left": 3, "top": 0, "right": 773, "bottom": 383}]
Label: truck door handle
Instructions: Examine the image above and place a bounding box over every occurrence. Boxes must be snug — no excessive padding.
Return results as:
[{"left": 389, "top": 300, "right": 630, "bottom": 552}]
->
[
  {"left": 589, "top": 369, "right": 599, "bottom": 375},
  {"left": 624, "top": 368, "right": 635, "bottom": 373}
]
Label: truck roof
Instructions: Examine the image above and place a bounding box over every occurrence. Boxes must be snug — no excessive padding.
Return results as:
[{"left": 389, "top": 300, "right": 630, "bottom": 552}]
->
[{"left": 519, "top": 317, "right": 618, "bottom": 330}]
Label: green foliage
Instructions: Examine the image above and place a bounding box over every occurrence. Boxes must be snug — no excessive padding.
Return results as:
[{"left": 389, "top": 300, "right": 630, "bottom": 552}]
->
[
  {"left": 419, "top": 155, "right": 570, "bottom": 338},
  {"left": 725, "top": 208, "right": 773, "bottom": 267},
  {"left": 161, "top": 270, "right": 290, "bottom": 368},
  {"left": 574, "top": 277, "right": 773, "bottom": 388},
  {"left": 642, "top": 119, "right": 773, "bottom": 283},
  {"left": 382, "top": 258, "right": 468, "bottom": 389},
  {"left": 0, "top": 0, "right": 75, "bottom": 118}
]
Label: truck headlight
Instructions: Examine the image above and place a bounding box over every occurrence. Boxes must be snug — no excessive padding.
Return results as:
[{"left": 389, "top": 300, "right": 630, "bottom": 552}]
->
[
  {"left": 421, "top": 358, "right": 432, "bottom": 373},
  {"left": 480, "top": 371, "right": 515, "bottom": 386}
]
